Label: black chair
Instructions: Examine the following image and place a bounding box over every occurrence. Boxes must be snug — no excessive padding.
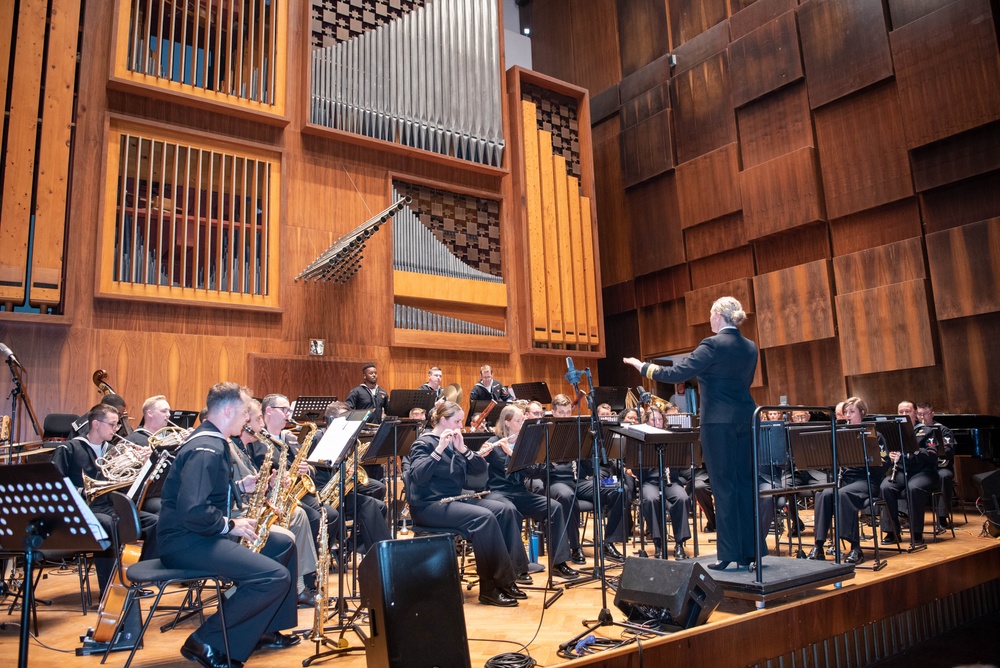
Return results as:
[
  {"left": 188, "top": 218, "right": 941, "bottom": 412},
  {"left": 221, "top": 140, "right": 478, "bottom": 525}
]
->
[{"left": 42, "top": 413, "right": 79, "bottom": 441}]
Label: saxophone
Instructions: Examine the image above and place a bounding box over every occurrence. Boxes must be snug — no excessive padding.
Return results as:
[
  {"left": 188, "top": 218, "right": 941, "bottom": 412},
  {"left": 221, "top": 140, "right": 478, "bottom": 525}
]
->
[
  {"left": 276, "top": 423, "right": 318, "bottom": 527},
  {"left": 308, "top": 507, "right": 329, "bottom": 643},
  {"left": 240, "top": 430, "right": 278, "bottom": 553},
  {"left": 319, "top": 441, "right": 370, "bottom": 509}
]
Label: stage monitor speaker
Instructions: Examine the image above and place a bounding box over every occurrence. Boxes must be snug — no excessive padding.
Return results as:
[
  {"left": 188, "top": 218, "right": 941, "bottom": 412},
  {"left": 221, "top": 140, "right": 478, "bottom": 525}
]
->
[
  {"left": 358, "top": 535, "right": 471, "bottom": 668},
  {"left": 973, "top": 470, "right": 1000, "bottom": 535},
  {"left": 614, "top": 557, "right": 722, "bottom": 629}
]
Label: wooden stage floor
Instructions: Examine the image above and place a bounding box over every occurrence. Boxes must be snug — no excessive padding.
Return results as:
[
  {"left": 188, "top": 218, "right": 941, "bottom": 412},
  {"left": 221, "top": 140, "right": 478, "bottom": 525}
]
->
[{"left": 2, "top": 507, "right": 999, "bottom": 667}]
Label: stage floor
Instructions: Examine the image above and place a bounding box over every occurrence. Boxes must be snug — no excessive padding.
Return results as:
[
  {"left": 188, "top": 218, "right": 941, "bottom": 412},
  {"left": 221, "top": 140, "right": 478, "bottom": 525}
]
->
[{"left": 2, "top": 507, "right": 998, "bottom": 667}]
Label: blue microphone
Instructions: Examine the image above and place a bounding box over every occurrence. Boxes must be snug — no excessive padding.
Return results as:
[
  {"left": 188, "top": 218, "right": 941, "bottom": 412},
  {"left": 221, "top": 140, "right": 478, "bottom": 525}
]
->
[{"left": 564, "top": 357, "right": 583, "bottom": 388}]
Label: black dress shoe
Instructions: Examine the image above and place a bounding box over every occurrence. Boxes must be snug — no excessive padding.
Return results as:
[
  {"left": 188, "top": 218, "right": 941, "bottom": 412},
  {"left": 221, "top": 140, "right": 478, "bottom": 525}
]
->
[
  {"left": 570, "top": 547, "right": 586, "bottom": 564},
  {"left": 503, "top": 583, "right": 527, "bottom": 599},
  {"left": 882, "top": 532, "right": 900, "bottom": 545},
  {"left": 255, "top": 631, "right": 301, "bottom": 650},
  {"left": 706, "top": 560, "right": 731, "bottom": 570},
  {"left": 553, "top": 562, "right": 580, "bottom": 579},
  {"left": 806, "top": 546, "right": 826, "bottom": 560},
  {"left": 181, "top": 634, "right": 235, "bottom": 668},
  {"left": 912, "top": 535, "right": 926, "bottom": 546},
  {"left": 653, "top": 547, "right": 663, "bottom": 559},
  {"left": 603, "top": 543, "right": 624, "bottom": 561},
  {"left": 703, "top": 522, "right": 716, "bottom": 533},
  {"left": 515, "top": 572, "right": 533, "bottom": 585},
  {"left": 674, "top": 543, "right": 689, "bottom": 560},
  {"left": 479, "top": 588, "right": 518, "bottom": 607},
  {"left": 296, "top": 589, "right": 317, "bottom": 607},
  {"left": 844, "top": 548, "right": 865, "bottom": 565}
]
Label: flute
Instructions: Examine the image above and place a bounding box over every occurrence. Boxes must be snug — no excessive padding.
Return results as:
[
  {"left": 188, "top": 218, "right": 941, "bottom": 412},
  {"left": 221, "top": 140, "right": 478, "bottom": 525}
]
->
[{"left": 439, "top": 490, "right": 490, "bottom": 504}]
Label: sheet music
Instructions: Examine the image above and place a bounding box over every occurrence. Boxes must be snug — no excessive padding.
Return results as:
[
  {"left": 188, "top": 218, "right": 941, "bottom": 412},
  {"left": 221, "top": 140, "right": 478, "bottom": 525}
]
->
[
  {"left": 126, "top": 458, "right": 154, "bottom": 501},
  {"left": 665, "top": 414, "right": 693, "bottom": 429},
  {"left": 308, "top": 414, "right": 367, "bottom": 466},
  {"left": 626, "top": 424, "right": 669, "bottom": 434},
  {"left": 63, "top": 478, "right": 109, "bottom": 542}
]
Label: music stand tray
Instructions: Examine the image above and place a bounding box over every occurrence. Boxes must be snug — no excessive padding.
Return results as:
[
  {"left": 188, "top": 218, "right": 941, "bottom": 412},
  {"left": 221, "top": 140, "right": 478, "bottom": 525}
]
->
[
  {"left": 548, "top": 417, "right": 596, "bottom": 464},
  {"left": 385, "top": 390, "right": 436, "bottom": 418},
  {"left": 363, "top": 419, "right": 425, "bottom": 462},
  {"left": 293, "top": 396, "right": 338, "bottom": 424},
  {"left": 592, "top": 387, "right": 629, "bottom": 413},
  {"left": 167, "top": 410, "right": 199, "bottom": 429},
  {"left": 510, "top": 382, "right": 552, "bottom": 405}
]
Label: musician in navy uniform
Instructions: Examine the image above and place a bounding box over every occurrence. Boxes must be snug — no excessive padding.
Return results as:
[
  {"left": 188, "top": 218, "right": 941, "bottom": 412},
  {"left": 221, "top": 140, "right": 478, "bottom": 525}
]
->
[
  {"left": 469, "top": 364, "right": 513, "bottom": 403},
  {"left": 625, "top": 296, "right": 761, "bottom": 571},
  {"left": 879, "top": 417, "right": 939, "bottom": 546},
  {"left": 916, "top": 402, "right": 957, "bottom": 530},
  {"left": 406, "top": 401, "right": 526, "bottom": 607},
  {"left": 157, "top": 383, "right": 300, "bottom": 668},
  {"left": 634, "top": 405, "right": 691, "bottom": 560},
  {"left": 417, "top": 365, "right": 445, "bottom": 401},
  {"left": 345, "top": 362, "right": 389, "bottom": 424}
]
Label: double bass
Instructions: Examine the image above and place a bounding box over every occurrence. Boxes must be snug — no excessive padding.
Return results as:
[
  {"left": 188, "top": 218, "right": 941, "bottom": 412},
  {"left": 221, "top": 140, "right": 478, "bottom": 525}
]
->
[{"left": 92, "top": 370, "right": 134, "bottom": 436}]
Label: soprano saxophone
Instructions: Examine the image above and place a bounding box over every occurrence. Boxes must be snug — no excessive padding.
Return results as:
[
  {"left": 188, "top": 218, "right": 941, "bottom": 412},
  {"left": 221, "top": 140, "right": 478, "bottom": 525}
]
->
[{"left": 308, "top": 507, "right": 329, "bottom": 643}]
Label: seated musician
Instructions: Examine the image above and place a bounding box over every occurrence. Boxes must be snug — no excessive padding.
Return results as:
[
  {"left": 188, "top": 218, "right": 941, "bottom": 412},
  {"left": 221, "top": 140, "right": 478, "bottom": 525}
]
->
[
  {"left": 633, "top": 405, "right": 691, "bottom": 560},
  {"left": 481, "top": 405, "right": 579, "bottom": 580},
  {"left": 542, "top": 395, "right": 627, "bottom": 564},
  {"left": 808, "top": 397, "right": 888, "bottom": 565},
  {"left": 409, "top": 406, "right": 427, "bottom": 421},
  {"left": 52, "top": 403, "right": 159, "bottom": 596},
  {"left": 916, "top": 402, "right": 956, "bottom": 530},
  {"left": 879, "top": 405, "right": 940, "bottom": 546},
  {"left": 126, "top": 395, "right": 177, "bottom": 513},
  {"left": 417, "top": 365, "right": 445, "bottom": 402},
  {"left": 407, "top": 401, "right": 527, "bottom": 607},
  {"left": 470, "top": 364, "right": 513, "bottom": 403},
  {"left": 158, "top": 383, "right": 300, "bottom": 667},
  {"left": 70, "top": 393, "right": 130, "bottom": 439},
  {"left": 897, "top": 401, "right": 918, "bottom": 425},
  {"left": 780, "top": 408, "right": 827, "bottom": 537},
  {"left": 232, "top": 400, "right": 320, "bottom": 607}
]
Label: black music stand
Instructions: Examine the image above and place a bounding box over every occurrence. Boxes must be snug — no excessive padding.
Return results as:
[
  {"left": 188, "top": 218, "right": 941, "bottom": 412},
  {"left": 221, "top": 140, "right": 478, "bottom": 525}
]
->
[
  {"left": 466, "top": 400, "right": 506, "bottom": 427},
  {"left": 867, "top": 417, "right": 926, "bottom": 553},
  {"left": 774, "top": 423, "right": 838, "bottom": 558},
  {"left": 384, "top": 389, "right": 436, "bottom": 418},
  {"left": 0, "top": 464, "right": 109, "bottom": 668},
  {"left": 292, "top": 396, "right": 339, "bottom": 425},
  {"left": 166, "top": 410, "right": 199, "bottom": 429},
  {"left": 510, "top": 381, "right": 552, "bottom": 405},
  {"left": 592, "top": 386, "right": 629, "bottom": 413},
  {"left": 361, "top": 418, "right": 424, "bottom": 539}
]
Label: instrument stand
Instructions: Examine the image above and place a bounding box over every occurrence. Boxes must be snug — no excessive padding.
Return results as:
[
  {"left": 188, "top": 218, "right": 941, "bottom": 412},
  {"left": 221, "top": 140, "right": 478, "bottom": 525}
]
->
[{"left": 0, "top": 464, "right": 109, "bottom": 668}]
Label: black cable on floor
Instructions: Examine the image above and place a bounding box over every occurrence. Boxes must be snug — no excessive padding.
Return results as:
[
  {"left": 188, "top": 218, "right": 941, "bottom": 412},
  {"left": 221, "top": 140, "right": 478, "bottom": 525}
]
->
[{"left": 484, "top": 651, "right": 536, "bottom": 668}]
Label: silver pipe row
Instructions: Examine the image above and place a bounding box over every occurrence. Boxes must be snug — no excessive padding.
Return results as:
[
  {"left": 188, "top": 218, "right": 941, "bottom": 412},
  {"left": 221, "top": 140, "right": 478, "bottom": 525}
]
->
[
  {"left": 295, "top": 197, "right": 409, "bottom": 283},
  {"left": 390, "top": 187, "right": 501, "bottom": 284},
  {"left": 395, "top": 304, "right": 505, "bottom": 336},
  {"left": 310, "top": 0, "right": 504, "bottom": 167}
]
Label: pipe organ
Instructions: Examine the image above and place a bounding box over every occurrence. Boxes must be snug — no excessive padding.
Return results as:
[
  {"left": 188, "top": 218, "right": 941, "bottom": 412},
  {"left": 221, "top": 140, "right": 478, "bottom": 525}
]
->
[{"left": 309, "top": 0, "right": 504, "bottom": 167}]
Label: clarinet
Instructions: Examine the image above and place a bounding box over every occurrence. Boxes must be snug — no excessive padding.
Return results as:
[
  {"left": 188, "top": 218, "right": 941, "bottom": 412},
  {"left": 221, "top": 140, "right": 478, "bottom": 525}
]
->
[{"left": 438, "top": 490, "right": 490, "bottom": 504}]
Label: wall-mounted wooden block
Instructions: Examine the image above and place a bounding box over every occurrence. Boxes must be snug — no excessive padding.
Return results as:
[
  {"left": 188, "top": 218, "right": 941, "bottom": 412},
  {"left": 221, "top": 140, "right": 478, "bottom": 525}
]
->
[
  {"left": 671, "top": 19, "right": 731, "bottom": 76},
  {"left": 829, "top": 198, "right": 923, "bottom": 257},
  {"left": 753, "top": 221, "right": 831, "bottom": 275},
  {"left": 667, "top": 0, "right": 729, "bottom": 51},
  {"left": 741, "top": 147, "right": 826, "bottom": 240},
  {"left": 616, "top": 0, "right": 670, "bottom": 76},
  {"left": 835, "top": 279, "right": 936, "bottom": 375},
  {"left": 684, "top": 212, "right": 748, "bottom": 261},
  {"left": 886, "top": 0, "right": 957, "bottom": 29},
  {"left": 761, "top": 339, "right": 846, "bottom": 406},
  {"left": 753, "top": 259, "right": 836, "bottom": 348},
  {"left": 676, "top": 143, "right": 741, "bottom": 228},
  {"left": 620, "top": 54, "right": 672, "bottom": 102},
  {"left": 797, "top": 0, "right": 894, "bottom": 109},
  {"left": 685, "top": 277, "right": 754, "bottom": 325},
  {"left": 592, "top": 120, "right": 633, "bottom": 286},
  {"left": 891, "top": 0, "right": 1000, "bottom": 149},
  {"left": 731, "top": 0, "right": 800, "bottom": 40},
  {"left": 926, "top": 217, "right": 1000, "bottom": 321},
  {"left": 640, "top": 298, "right": 704, "bottom": 356},
  {"left": 814, "top": 81, "right": 913, "bottom": 219},
  {"left": 602, "top": 280, "right": 636, "bottom": 316},
  {"left": 919, "top": 171, "right": 1000, "bottom": 236},
  {"left": 591, "top": 84, "right": 621, "bottom": 124},
  {"left": 736, "top": 81, "right": 814, "bottom": 170},
  {"left": 729, "top": 11, "right": 803, "bottom": 109},
  {"left": 848, "top": 365, "right": 949, "bottom": 415},
  {"left": 910, "top": 121, "right": 1000, "bottom": 193},
  {"left": 626, "top": 172, "right": 685, "bottom": 277},
  {"left": 689, "top": 246, "right": 755, "bottom": 290},
  {"left": 635, "top": 265, "right": 692, "bottom": 308},
  {"left": 671, "top": 51, "right": 737, "bottom": 164},
  {"left": 939, "top": 311, "right": 1000, "bottom": 414},
  {"left": 833, "top": 236, "right": 926, "bottom": 294},
  {"left": 621, "top": 107, "right": 675, "bottom": 187}
]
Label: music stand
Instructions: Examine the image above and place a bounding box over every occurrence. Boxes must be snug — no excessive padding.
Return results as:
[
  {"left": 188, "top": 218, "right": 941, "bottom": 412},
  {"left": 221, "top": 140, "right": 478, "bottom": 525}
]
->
[
  {"left": 166, "top": 410, "right": 199, "bottom": 429},
  {"left": 384, "top": 389, "right": 436, "bottom": 418},
  {"left": 466, "top": 400, "right": 506, "bottom": 427},
  {"left": 292, "top": 396, "right": 339, "bottom": 424},
  {"left": 510, "top": 382, "right": 552, "bottom": 405},
  {"left": 866, "top": 417, "right": 926, "bottom": 552},
  {"left": 592, "top": 386, "right": 629, "bottom": 413},
  {"left": 361, "top": 418, "right": 424, "bottom": 539},
  {"left": 0, "top": 464, "right": 110, "bottom": 668}
]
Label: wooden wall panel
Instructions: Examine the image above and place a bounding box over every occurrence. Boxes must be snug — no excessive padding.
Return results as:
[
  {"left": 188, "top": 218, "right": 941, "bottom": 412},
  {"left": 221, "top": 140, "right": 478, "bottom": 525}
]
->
[
  {"left": 753, "top": 259, "right": 835, "bottom": 348},
  {"left": 689, "top": 246, "right": 756, "bottom": 290},
  {"left": 598, "top": 310, "right": 641, "bottom": 388},
  {"left": 728, "top": 11, "right": 803, "bottom": 109},
  {"left": 919, "top": 171, "right": 1000, "bottom": 235},
  {"left": 814, "top": 82, "right": 913, "bottom": 219},
  {"left": 829, "top": 199, "right": 923, "bottom": 256},
  {"left": 731, "top": 0, "right": 799, "bottom": 39},
  {"left": 685, "top": 278, "right": 754, "bottom": 325},
  {"left": 753, "top": 222, "right": 831, "bottom": 275},
  {"left": 910, "top": 122, "right": 1000, "bottom": 193},
  {"left": 890, "top": 0, "right": 1000, "bottom": 149},
  {"left": 762, "top": 339, "right": 847, "bottom": 406},
  {"left": 671, "top": 51, "right": 737, "bottom": 164},
  {"left": 797, "top": 0, "right": 894, "bottom": 109},
  {"left": 593, "top": 119, "right": 633, "bottom": 286},
  {"left": 684, "top": 212, "right": 748, "bottom": 261},
  {"left": 666, "top": 0, "right": 729, "bottom": 49},
  {"left": 250, "top": 354, "right": 358, "bottom": 400},
  {"left": 620, "top": 55, "right": 672, "bottom": 102},
  {"left": 603, "top": 280, "right": 637, "bottom": 316},
  {"left": 528, "top": 0, "right": 577, "bottom": 87},
  {"left": 741, "top": 147, "right": 826, "bottom": 240},
  {"left": 835, "top": 280, "right": 936, "bottom": 375},
  {"left": 736, "top": 82, "right": 814, "bottom": 170},
  {"left": 833, "top": 237, "right": 927, "bottom": 294},
  {"left": 615, "top": 0, "right": 669, "bottom": 76},
  {"left": 639, "top": 298, "right": 706, "bottom": 356},
  {"left": 635, "top": 265, "right": 692, "bottom": 308},
  {"left": 939, "top": 312, "right": 1000, "bottom": 414},
  {"left": 675, "top": 143, "right": 742, "bottom": 228},
  {"left": 671, "top": 19, "right": 730, "bottom": 76},
  {"left": 621, "top": 83, "right": 675, "bottom": 187},
  {"left": 568, "top": 0, "right": 623, "bottom": 94},
  {"left": 925, "top": 218, "right": 1000, "bottom": 321},
  {"left": 848, "top": 365, "right": 949, "bottom": 415},
  {"left": 627, "top": 173, "right": 685, "bottom": 276},
  {"left": 886, "top": 0, "right": 956, "bottom": 29}
]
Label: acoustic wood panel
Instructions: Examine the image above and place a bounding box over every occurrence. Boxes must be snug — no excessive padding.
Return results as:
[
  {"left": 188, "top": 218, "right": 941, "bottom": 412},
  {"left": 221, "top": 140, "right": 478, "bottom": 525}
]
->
[
  {"left": 829, "top": 199, "right": 923, "bottom": 257},
  {"left": 675, "top": 143, "right": 741, "bottom": 228},
  {"left": 925, "top": 218, "right": 1000, "bottom": 321},
  {"left": 634, "top": 265, "right": 691, "bottom": 308},
  {"left": 598, "top": 310, "right": 641, "bottom": 388},
  {"left": 685, "top": 278, "right": 754, "bottom": 325},
  {"left": 671, "top": 19, "right": 730, "bottom": 76},
  {"left": 568, "top": 0, "right": 624, "bottom": 97},
  {"left": 814, "top": 82, "right": 913, "bottom": 219},
  {"left": 736, "top": 82, "right": 814, "bottom": 170},
  {"left": 684, "top": 213, "right": 748, "bottom": 262},
  {"left": 762, "top": 339, "right": 847, "bottom": 406},
  {"left": 620, "top": 53, "right": 672, "bottom": 102},
  {"left": 621, "top": 85, "right": 675, "bottom": 187},
  {"left": 592, "top": 119, "right": 633, "bottom": 286},
  {"left": 666, "top": 0, "right": 729, "bottom": 50},
  {"left": 833, "top": 237, "right": 926, "bottom": 294},
  {"left": 689, "top": 246, "right": 755, "bottom": 290},
  {"left": 603, "top": 280, "right": 636, "bottom": 316},
  {"left": 627, "top": 172, "right": 685, "bottom": 277},
  {"left": 639, "top": 298, "right": 704, "bottom": 357},
  {"left": 848, "top": 365, "right": 949, "bottom": 415},
  {"left": 886, "top": 0, "right": 958, "bottom": 29},
  {"left": 591, "top": 85, "right": 620, "bottom": 124},
  {"left": 671, "top": 51, "right": 737, "bottom": 164},
  {"left": 615, "top": 0, "right": 670, "bottom": 76},
  {"left": 939, "top": 311, "right": 1000, "bottom": 414},
  {"left": 741, "top": 147, "right": 826, "bottom": 240},
  {"left": 919, "top": 171, "right": 1000, "bottom": 236},
  {"left": 731, "top": 0, "right": 800, "bottom": 40},
  {"left": 250, "top": 353, "right": 359, "bottom": 400},
  {"left": 890, "top": 0, "right": 1000, "bottom": 149},
  {"left": 753, "top": 222, "right": 831, "bottom": 275},
  {"left": 797, "top": 0, "right": 894, "bottom": 109},
  {"left": 836, "top": 279, "right": 936, "bottom": 376},
  {"left": 728, "top": 11, "right": 803, "bottom": 109},
  {"left": 753, "top": 259, "right": 835, "bottom": 349},
  {"left": 910, "top": 122, "right": 1000, "bottom": 193}
]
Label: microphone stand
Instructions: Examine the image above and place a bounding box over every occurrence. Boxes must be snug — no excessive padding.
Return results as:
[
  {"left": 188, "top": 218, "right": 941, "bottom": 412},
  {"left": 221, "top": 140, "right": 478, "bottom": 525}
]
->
[{"left": 4, "top": 356, "right": 41, "bottom": 464}]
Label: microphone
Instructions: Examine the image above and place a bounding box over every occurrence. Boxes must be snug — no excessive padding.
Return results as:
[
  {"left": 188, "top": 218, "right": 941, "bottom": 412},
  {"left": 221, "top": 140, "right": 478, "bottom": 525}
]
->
[
  {"left": 564, "top": 357, "right": 583, "bottom": 389},
  {"left": 0, "top": 342, "right": 22, "bottom": 368}
]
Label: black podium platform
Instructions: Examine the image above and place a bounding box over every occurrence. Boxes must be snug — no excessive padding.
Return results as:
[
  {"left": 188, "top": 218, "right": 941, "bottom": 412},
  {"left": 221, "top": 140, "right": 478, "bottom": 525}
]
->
[{"left": 692, "top": 555, "right": 854, "bottom": 608}]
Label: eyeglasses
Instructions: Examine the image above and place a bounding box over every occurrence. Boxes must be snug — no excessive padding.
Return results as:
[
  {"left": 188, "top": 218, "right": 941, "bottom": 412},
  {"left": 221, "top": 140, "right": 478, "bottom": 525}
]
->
[
  {"left": 275, "top": 406, "right": 293, "bottom": 414},
  {"left": 99, "top": 420, "right": 120, "bottom": 428}
]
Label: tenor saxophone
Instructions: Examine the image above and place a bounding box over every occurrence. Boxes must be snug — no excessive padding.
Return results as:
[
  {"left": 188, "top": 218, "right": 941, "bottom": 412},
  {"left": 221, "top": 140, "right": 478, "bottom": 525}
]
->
[
  {"left": 319, "top": 441, "right": 370, "bottom": 509},
  {"left": 276, "top": 423, "right": 318, "bottom": 527},
  {"left": 308, "top": 507, "right": 329, "bottom": 643},
  {"left": 240, "top": 431, "right": 278, "bottom": 553}
]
